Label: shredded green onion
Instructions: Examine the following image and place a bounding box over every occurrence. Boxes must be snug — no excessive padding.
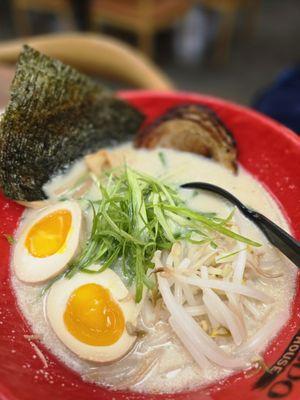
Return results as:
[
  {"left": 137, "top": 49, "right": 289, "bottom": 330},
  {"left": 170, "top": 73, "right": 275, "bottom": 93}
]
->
[
  {"left": 3, "top": 234, "right": 15, "bottom": 245},
  {"left": 158, "top": 151, "right": 167, "bottom": 167},
  {"left": 64, "top": 166, "right": 260, "bottom": 302}
]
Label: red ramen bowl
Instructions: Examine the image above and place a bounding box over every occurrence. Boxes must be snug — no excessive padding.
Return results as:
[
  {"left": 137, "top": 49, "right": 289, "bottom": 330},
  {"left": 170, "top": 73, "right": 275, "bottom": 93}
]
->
[{"left": 0, "top": 91, "right": 299, "bottom": 400}]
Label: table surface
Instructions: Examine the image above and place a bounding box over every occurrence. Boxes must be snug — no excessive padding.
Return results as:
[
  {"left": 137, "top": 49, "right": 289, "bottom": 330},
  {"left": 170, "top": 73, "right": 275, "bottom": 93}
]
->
[{"left": 0, "top": 65, "right": 14, "bottom": 109}]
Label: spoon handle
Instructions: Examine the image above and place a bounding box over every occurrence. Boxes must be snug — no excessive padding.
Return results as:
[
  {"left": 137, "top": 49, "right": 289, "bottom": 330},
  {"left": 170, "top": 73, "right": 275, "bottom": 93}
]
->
[
  {"left": 243, "top": 209, "right": 300, "bottom": 266},
  {"left": 181, "top": 182, "right": 300, "bottom": 267}
]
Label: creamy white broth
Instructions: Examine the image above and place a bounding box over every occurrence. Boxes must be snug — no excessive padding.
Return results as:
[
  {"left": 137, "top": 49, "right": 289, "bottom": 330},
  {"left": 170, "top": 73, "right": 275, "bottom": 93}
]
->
[{"left": 11, "top": 145, "right": 297, "bottom": 393}]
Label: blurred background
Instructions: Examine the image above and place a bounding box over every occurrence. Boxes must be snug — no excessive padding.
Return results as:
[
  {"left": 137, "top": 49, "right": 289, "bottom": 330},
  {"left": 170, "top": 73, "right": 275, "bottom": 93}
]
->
[{"left": 0, "top": 0, "right": 299, "bottom": 132}]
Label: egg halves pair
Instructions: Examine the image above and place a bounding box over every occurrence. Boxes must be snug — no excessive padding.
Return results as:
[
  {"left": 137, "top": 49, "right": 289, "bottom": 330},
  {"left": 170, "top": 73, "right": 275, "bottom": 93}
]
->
[{"left": 13, "top": 201, "right": 139, "bottom": 362}]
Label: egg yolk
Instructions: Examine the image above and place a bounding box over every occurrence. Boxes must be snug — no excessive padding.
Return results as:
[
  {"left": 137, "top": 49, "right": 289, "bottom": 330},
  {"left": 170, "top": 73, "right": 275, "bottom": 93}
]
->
[
  {"left": 25, "top": 210, "right": 72, "bottom": 258},
  {"left": 64, "top": 283, "right": 125, "bottom": 346}
]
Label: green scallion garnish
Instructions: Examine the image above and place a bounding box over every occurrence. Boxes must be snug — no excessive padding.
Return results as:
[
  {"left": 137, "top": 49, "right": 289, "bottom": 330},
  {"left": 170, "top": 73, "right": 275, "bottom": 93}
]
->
[{"left": 64, "top": 166, "right": 260, "bottom": 302}]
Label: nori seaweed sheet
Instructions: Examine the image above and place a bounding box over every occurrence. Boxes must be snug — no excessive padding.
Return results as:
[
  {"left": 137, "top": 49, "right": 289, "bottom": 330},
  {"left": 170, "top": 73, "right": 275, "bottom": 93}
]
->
[{"left": 0, "top": 45, "right": 144, "bottom": 201}]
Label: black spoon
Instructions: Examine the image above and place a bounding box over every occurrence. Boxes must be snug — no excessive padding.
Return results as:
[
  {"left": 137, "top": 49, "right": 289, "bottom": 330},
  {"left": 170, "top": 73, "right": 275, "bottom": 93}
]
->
[{"left": 181, "top": 182, "right": 300, "bottom": 268}]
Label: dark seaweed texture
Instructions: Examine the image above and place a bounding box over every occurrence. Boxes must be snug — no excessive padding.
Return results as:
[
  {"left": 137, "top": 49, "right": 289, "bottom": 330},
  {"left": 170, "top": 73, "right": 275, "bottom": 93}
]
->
[{"left": 0, "top": 46, "right": 144, "bottom": 201}]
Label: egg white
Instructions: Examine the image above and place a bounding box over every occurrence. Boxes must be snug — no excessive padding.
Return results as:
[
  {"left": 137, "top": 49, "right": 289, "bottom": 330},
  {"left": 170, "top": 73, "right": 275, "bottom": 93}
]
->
[
  {"left": 46, "top": 269, "right": 140, "bottom": 363},
  {"left": 13, "top": 201, "right": 83, "bottom": 284}
]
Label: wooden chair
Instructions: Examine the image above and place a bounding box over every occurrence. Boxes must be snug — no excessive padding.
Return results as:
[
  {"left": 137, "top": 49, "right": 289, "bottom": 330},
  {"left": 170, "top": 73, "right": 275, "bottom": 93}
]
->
[
  {"left": 0, "top": 32, "right": 174, "bottom": 90},
  {"left": 89, "top": 0, "right": 193, "bottom": 57},
  {"left": 11, "top": 0, "right": 75, "bottom": 35},
  {"left": 200, "top": 0, "right": 261, "bottom": 63}
]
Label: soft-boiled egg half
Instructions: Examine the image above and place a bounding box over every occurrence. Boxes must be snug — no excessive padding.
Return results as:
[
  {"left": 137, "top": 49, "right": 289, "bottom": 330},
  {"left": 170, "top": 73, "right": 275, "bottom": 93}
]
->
[
  {"left": 13, "top": 201, "right": 83, "bottom": 283},
  {"left": 46, "top": 269, "right": 140, "bottom": 363}
]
